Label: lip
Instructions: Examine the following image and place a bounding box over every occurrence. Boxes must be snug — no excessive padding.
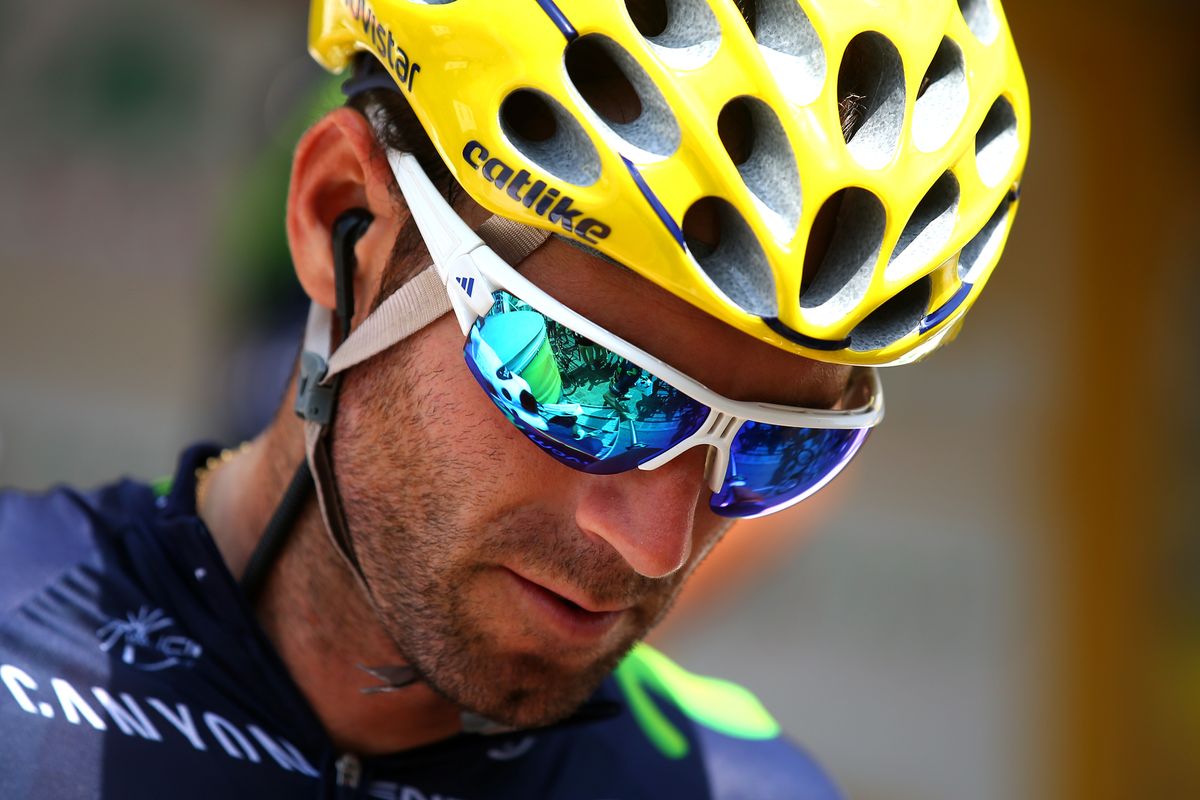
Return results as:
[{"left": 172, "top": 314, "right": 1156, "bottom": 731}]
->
[{"left": 501, "top": 568, "right": 628, "bottom": 642}]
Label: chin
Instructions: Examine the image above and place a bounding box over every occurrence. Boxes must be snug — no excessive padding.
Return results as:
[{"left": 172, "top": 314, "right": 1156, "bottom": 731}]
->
[{"left": 423, "top": 642, "right": 629, "bottom": 729}]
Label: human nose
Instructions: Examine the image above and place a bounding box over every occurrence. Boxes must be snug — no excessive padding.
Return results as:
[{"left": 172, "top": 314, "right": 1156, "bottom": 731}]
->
[{"left": 573, "top": 448, "right": 708, "bottom": 579}]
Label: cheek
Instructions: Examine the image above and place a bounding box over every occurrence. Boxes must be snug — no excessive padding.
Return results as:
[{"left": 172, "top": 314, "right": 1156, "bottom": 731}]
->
[
  {"left": 398, "top": 319, "right": 586, "bottom": 508},
  {"left": 687, "top": 508, "right": 734, "bottom": 570}
]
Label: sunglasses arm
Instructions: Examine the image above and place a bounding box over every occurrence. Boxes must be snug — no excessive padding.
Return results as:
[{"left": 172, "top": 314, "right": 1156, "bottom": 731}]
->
[{"left": 387, "top": 150, "right": 497, "bottom": 333}]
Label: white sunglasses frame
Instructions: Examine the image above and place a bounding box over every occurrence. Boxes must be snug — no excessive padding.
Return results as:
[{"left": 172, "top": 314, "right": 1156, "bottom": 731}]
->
[{"left": 388, "top": 150, "right": 884, "bottom": 513}]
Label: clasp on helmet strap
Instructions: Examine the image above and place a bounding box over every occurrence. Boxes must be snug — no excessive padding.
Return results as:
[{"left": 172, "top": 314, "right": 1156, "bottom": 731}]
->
[
  {"left": 357, "top": 663, "right": 419, "bottom": 694},
  {"left": 460, "top": 711, "right": 516, "bottom": 736},
  {"left": 355, "top": 663, "right": 514, "bottom": 735},
  {"left": 294, "top": 351, "right": 334, "bottom": 424}
]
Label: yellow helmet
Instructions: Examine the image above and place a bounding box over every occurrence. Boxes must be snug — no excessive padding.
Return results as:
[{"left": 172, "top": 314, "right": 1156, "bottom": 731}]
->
[{"left": 308, "top": 0, "right": 1029, "bottom": 367}]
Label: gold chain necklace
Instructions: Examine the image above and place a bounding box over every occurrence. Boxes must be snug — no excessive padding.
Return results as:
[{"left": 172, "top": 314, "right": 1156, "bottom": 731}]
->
[{"left": 194, "top": 442, "right": 251, "bottom": 511}]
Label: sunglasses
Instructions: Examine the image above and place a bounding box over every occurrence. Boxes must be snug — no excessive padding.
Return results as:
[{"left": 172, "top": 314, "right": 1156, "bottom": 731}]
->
[{"left": 389, "top": 151, "right": 884, "bottom": 519}]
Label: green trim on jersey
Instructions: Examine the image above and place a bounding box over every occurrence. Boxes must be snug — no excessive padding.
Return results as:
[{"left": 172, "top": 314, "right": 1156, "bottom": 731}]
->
[
  {"left": 150, "top": 476, "right": 173, "bottom": 499},
  {"left": 613, "top": 644, "right": 781, "bottom": 759}
]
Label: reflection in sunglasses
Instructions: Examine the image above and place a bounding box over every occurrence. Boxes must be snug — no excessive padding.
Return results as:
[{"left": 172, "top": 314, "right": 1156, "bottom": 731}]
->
[
  {"left": 466, "top": 293, "right": 710, "bottom": 473},
  {"left": 464, "top": 290, "right": 872, "bottom": 516}
]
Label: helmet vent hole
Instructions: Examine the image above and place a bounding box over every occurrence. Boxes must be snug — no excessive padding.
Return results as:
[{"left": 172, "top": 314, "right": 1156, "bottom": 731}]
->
[
  {"left": 719, "top": 96, "right": 802, "bottom": 237},
  {"left": 625, "top": 0, "right": 722, "bottom": 69},
  {"left": 501, "top": 90, "right": 557, "bottom": 143},
  {"left": 838, "top": 33, "right": 906, "bottom": 169},
  {"left": 499, "top": 89, "right": 602, "bottom": 187},
  {"left": 683, "top": 197, "right": 778, "bottom": 317},
  {"left": 565, "top": 34, "right": 681, "bottom": 159},
  {"left": 565, "top": 37, "right": 642, "bottom": 125},
  {"left": 718, "top": 98, "right": 754, "bottom": 166},
  {"left": 752, "top": 0, "right": 825, "bottom": 106},
  {"left": 958, "top": 0, "right": 1000, "bottom": 45},
  {"left": 912, "top": 38, "right": 968, "bottom": 152},
  {"left": 975, "top": 96, "right": 1019, "bottom": 187},
  {"left": 625, "top": 0, "right": 669, "bottom": 37},
  {"left": 848, "top": 277, "right": 932, "bottom": 352},
  {"left": 958, "top": 196, "right": 1013, "bottom": 283},
  {"left": 887, "top": 171, "right": 960, "bottom": 282},
  {"left": 801, "top": 188, "right": 887, "bottom": 324}
]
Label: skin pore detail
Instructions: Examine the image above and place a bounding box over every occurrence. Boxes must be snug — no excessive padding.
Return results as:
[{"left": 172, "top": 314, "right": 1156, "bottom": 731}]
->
[{"left": 200, "top": 106, "right": 852, "bottom": 755}]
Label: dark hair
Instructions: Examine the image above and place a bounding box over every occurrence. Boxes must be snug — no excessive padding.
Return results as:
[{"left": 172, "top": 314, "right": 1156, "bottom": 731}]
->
[{"left": 344, "top": 57, "right": 468, "bottom": 308}]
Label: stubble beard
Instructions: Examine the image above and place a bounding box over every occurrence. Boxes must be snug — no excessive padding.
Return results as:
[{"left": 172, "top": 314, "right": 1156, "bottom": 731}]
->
[
  {"left": 353, "top": 501, "right": 658, "bottom": 727},
  {"left": 333, "top": 349, "right": 681, "bottom": 728}
]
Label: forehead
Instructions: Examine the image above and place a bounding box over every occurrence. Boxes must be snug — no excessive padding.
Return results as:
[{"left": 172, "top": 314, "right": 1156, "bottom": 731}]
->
[{"left": 520, "top": 236, "right": 851, "bottom": 408}]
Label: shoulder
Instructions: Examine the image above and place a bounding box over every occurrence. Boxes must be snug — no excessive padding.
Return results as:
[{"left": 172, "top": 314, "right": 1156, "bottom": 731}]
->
[
  {"left": 0, "top": 478, "right": 155, "bottom": 614},
  {"left": 609, "top": 644, "right": 843, "bottom": 800}
]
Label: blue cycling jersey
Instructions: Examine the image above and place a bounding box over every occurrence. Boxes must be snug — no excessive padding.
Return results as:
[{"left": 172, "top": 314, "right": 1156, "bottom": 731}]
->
[{"left": 0, "top": 445, "right": 842, "bottom": 799}]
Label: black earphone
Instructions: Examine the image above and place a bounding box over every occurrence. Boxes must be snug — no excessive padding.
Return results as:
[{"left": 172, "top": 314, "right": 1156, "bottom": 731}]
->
[{"left": 240, "top": 209, "right": 373, "bottom": 602}]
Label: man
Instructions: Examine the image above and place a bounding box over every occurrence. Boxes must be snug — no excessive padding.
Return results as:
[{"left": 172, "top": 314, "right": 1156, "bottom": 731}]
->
[{"left": 0, "top": 1, "right": 1028, "bottom": 797}]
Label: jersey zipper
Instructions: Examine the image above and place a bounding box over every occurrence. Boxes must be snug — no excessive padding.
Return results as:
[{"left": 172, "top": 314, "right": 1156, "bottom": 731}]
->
[{"left": 334, "top": 752, "right": 363, "bottom": 797}]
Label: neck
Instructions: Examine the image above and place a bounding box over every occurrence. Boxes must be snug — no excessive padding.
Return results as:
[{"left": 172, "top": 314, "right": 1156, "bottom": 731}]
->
[{"left": 199, "top": 398, "right": 462, "bottom": 754}]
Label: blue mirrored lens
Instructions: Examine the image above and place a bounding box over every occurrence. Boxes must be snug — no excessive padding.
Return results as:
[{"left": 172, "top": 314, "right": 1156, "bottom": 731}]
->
[
  {"left": 464, "top": 291, "right": 710, "bottom": 474},
  {"left": 711, "top": 422, "right": 869, "bottom": 518}
]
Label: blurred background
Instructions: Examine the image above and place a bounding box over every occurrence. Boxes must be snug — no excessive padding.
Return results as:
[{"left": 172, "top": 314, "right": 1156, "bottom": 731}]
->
[{"left": 1, "top": 2, "right": 1196, "bottom": 798}]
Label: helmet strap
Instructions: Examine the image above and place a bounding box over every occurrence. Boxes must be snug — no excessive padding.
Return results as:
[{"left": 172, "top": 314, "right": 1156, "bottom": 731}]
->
[
  {"left": 240, "top": 209, "right": 373, "bottom": 602},
  {"left": 240, "top": 191, "right": 545, "bottom": 728}
]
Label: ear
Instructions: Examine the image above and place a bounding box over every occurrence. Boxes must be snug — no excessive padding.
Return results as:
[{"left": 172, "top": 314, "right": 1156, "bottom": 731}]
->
[{"left": 286, "top": 107, "right": 406, "bottom": 319}]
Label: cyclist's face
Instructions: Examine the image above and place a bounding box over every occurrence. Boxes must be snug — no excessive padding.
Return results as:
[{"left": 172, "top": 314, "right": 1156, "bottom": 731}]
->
[{"left": 331, "top": 233, "right": 850, "bottom": 728}]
